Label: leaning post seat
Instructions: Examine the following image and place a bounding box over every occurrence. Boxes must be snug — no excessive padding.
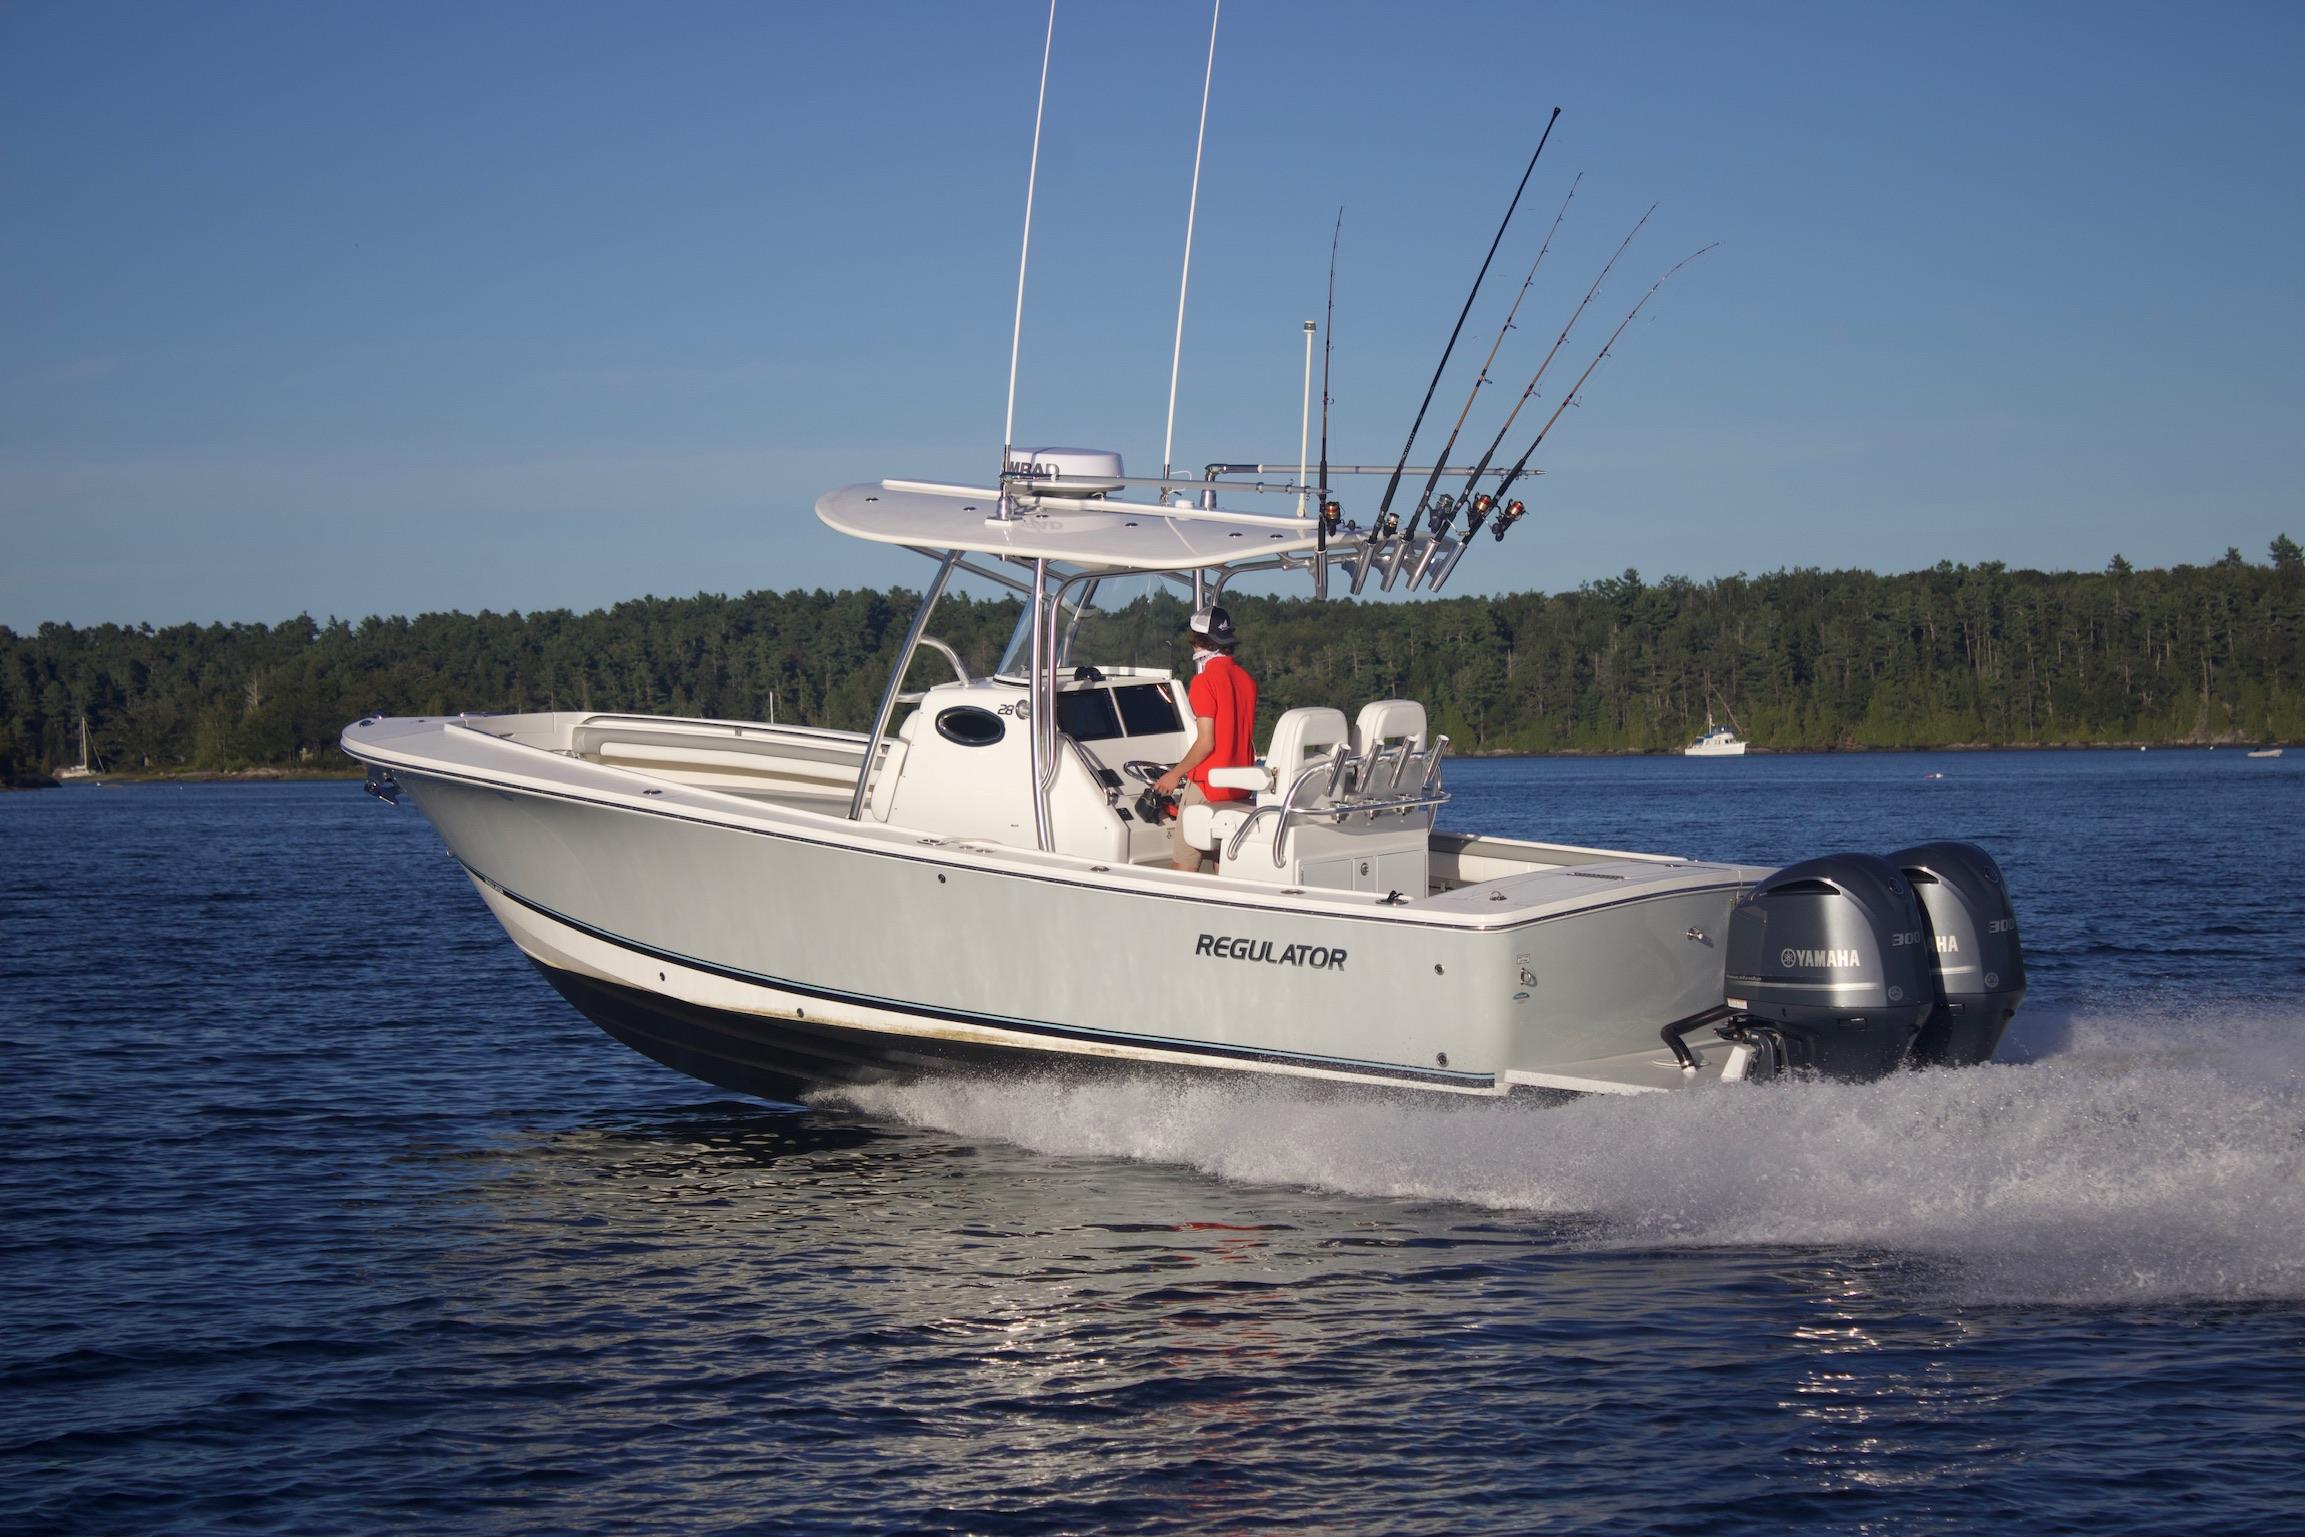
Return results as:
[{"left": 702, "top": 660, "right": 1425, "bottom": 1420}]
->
[
  {"left": 1204, "top": 699, "right": 1447, "bottom": 894},
  {"left": 1182, "top": 706, "right": 1349, "bottom": 859}
]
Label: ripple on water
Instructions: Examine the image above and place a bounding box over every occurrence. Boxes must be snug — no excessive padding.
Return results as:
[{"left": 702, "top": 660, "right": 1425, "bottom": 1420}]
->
[{"left": 4, "top": 770, "right": 2305, "bottom": 1536}]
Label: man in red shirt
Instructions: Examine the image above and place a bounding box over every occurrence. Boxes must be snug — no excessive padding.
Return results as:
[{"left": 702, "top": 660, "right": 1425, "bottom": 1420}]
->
[{"left": 1153, "top": 605, "right": 1258, "bottom": 873}]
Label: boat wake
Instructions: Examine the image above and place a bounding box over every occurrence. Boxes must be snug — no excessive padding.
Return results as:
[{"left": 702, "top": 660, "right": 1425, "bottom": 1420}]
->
[{"left": 826, "top": 1004, "right": 2305, "bottom": 1306}]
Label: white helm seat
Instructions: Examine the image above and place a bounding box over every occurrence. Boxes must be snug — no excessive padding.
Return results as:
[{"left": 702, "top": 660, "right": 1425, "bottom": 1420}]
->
[
  {"left": 1353, "top": 699, "right": 1426, "bottom": 754},
  {"left": 1352, "top": 699, "right": 1428, "bottom": 794},
  {"left": 1263, "top": 707, "right": 1351, "bottom": 803}
]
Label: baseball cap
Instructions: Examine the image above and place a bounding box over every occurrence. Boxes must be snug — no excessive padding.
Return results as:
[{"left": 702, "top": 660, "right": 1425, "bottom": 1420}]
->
[{"left": 1186, "top": 606, "right": 1237, "bottom": 645}]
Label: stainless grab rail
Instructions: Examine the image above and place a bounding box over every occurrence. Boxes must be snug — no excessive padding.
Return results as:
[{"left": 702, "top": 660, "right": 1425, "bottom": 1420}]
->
[{"left": 1224, "top": 738, "right": 1452, "bottom": 867}]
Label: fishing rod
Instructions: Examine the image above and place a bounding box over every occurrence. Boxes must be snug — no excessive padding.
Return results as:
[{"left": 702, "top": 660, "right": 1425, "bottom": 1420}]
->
[
  {"left": 1396, "top": 172, "right": 1580, "bottom": 555},
  {"left": 1314, "top": 208, "right": 1341, "bottom": 596},
  {"left": 1385, "top": 173, "right": 1582, "bottom": 590},
  {"left": 1450, "top": 203, "right": 1652, "bottom": 546},
  {"left": 1357, "top": 107, "right": 1560, "bottom": 592},
  {"left": 1479, "top": 242, "right": 1720, "bottom": 548},
  {"left": 1407, "top": 205, "right": 1643, "bottom": 587}
]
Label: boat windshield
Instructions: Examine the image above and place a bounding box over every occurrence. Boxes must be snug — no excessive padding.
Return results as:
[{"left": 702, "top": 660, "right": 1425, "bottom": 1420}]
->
[{"left": 996, "top": 573, "right": 1193, "bottom": 678}]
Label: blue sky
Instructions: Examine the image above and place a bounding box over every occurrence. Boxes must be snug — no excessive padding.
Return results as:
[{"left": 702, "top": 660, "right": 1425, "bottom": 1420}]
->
[{"left": 3, "top": 0, "right": 2300, "bottom": 629}]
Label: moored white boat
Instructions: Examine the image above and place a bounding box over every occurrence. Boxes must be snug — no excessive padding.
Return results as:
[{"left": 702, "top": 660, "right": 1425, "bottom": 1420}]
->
[{"left": 1684, "top": 721, "right": 1747, "bottom": 757}]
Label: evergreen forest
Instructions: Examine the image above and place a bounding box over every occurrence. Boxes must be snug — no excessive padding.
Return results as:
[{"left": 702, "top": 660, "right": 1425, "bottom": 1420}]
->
[{"left": 5, "top": 538, "right": 2301, "bottom": 783}]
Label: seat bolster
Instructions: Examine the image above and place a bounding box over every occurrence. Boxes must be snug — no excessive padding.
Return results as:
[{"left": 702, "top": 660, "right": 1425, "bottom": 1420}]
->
[
  {"left": 1206, "top": 765, "right": 1270, "bottom": 792},
  {"left": 1180, "top": 802, "right": 1251, "bottom": 847}
]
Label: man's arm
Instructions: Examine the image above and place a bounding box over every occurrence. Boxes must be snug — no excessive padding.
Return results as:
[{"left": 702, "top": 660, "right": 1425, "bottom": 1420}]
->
[{"left": 1153, "top": 717, "right": 1216, "bottom": 796}]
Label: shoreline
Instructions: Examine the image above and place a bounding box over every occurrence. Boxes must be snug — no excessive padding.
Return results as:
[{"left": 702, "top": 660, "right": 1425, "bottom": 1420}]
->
[
  {"left": 4, "top": 767, "right": 366, "bottom": 791},
  {"left": 10, "top": 740, "right": 2286, "bottom": 791},
  {"left": 1462, "top": 739, "right": 2287, "bottom": 758}
]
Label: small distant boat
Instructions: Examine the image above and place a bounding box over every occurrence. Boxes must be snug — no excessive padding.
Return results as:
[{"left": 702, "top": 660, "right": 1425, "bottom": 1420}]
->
[
  {"left": 1684, "top": 719, "right": 1746, "bottom": 757},
  {"left": 2248, "top": 747, "right": 2283, "bottom": 759},
  {"left": 1922, "top": 771, "right": 1945, "bottom": 780},
  {"left": 56, "top": 716, "right": 103, "bottom": 783}
]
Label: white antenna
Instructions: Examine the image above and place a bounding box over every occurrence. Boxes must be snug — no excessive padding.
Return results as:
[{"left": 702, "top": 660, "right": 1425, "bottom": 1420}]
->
[
  {"left": 999, "top": 0, "right": 1059, "bottom": 518},
  {"left": 1297, "top": 321, "right": 1316, "bottom": 517},
  {"left": 1159, "top": 0, "right": 1221, "bottom": 495}
]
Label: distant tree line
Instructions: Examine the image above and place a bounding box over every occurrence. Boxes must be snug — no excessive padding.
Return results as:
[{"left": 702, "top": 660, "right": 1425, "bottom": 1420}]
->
[{"left": 5, "top": 538, "right": 2300, "bottom": 782}]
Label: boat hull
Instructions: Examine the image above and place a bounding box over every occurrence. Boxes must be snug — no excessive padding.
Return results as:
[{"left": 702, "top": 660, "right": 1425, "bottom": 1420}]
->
[
  {"left": 530, "top": 957, "right": 1479, "bottom": 1105},
  {"left": 479, "top": 860, "right": 1524, "bottom": 1095},
  {"left": 369, "top": 748, "right": 1765, "bottom": 1098}
]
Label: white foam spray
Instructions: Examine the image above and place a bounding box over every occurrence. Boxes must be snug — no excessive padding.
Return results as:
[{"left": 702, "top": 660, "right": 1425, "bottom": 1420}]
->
[{"left": 827, "top": 1006, "right": 2305, "bottom": 1306}]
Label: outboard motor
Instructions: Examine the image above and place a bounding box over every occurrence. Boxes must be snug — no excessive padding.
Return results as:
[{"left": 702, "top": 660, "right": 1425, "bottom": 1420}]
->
[
  {"left": 1886, "top": 841, "right": 2026, "bottom": 1068},
  {"left": 1722, "top": 853, "right": 1934, "bottom": 1080}
]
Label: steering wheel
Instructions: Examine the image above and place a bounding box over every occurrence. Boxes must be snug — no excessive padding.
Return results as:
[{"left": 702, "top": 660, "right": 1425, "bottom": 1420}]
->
[{"left": 1121, "top": 760, "right": 1173, "bottom": 786}]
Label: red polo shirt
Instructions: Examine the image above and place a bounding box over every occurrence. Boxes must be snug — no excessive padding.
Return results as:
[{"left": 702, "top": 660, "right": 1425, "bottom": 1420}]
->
[{"left": 1186, "top": 654, "right": 1257, "bottom": 804}]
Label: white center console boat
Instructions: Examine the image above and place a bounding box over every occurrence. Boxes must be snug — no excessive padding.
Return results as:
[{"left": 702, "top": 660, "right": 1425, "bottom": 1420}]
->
[
  {"left": 343, "top": 12, "right": 2023, "bottom": 1103},
  {"left": 342, "top": 451, "right": 2026, "bottom": 1102}
]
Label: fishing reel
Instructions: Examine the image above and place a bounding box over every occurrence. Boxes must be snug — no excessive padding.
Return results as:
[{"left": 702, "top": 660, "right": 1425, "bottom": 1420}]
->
[
  {"left": 1134, "top": 787, "right": 1177, "bottom": 825},
  {"left": 1319, "top": 500, "right": 1342, "bottom": 537},
  {"left": 1490, "top": 499, "right": 1526, "bottom": 542},
  {"left": 1427, "top": 494, "right": 1458, "bottom": 539}
]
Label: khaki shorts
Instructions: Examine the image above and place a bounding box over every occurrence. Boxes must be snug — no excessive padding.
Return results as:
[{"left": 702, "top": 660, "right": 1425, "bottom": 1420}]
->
[
  {"left": 1171, "top": 782, "right": 1252, "bottom": 870},
  {"left": 1171, "top": 782, "right": 1216, "bottom": 870}
]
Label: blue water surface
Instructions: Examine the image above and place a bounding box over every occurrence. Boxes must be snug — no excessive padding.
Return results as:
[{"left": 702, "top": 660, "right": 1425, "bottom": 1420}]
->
[{"left": 4, "top": 750, "right": 2303, "bottom": 1535}]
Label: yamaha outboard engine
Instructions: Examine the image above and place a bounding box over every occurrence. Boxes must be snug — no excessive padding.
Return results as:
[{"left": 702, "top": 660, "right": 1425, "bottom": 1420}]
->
[
  {"left": 1722, "top": 853, "right": 1934, "bottom": 1080},
  {"left": 1886, "top": 841, "right": 2026, "bottom": 1068}
]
